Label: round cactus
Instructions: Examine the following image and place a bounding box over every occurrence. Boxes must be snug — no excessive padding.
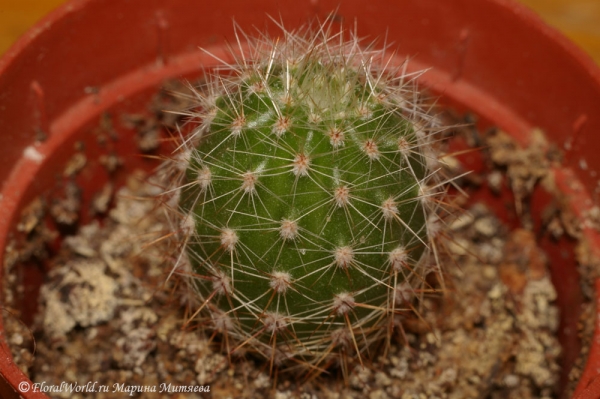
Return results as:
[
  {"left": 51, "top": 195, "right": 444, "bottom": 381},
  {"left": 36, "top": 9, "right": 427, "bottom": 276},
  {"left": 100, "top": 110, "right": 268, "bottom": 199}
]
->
[{"left": 167, "top": 24, "right": 444, "bottom": 370}]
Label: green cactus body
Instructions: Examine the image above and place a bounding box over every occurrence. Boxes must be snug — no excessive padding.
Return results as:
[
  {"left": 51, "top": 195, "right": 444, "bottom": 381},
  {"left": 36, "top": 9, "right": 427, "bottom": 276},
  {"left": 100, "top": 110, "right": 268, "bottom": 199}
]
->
[{"left": 172, "top": 29, "right": 440, "bottom": 366}]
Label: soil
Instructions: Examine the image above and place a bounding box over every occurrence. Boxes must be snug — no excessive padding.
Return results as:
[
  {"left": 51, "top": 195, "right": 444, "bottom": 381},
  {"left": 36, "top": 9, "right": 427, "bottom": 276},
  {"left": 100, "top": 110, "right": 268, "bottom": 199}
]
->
[{"left": 1, "top": 85, "right": 593, "bottom": 399}]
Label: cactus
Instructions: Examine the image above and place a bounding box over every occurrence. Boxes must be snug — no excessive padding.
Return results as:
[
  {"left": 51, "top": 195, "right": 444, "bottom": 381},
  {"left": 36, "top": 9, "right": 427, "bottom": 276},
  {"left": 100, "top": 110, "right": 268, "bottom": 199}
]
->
[{"left": 165, "top": 22, "right": 445, "bottom": 371}]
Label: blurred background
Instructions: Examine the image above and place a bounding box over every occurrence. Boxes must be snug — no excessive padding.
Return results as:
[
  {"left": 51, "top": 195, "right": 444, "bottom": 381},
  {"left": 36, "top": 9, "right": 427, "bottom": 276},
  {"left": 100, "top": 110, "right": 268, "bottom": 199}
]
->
[{"left": 1, "top": 0, "right": 599, "bottom": 64}]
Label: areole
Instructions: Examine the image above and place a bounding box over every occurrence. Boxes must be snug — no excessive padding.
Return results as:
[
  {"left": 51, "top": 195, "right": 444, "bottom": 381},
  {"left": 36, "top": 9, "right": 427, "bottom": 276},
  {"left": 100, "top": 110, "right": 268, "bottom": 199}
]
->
[{"left": 1, "top": 0, "right": 600, "bottom": 398}]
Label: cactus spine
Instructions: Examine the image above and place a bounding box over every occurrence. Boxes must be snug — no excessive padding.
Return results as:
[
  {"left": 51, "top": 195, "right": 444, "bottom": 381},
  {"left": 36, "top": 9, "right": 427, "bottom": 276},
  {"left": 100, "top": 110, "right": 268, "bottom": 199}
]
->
[{"left": 166, "top": 23, "right": 445, "bottom": 371}]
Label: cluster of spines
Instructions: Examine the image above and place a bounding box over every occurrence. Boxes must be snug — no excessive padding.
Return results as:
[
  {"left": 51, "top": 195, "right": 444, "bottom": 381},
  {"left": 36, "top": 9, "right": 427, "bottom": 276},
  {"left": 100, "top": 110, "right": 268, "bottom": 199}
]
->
[{"left": 161, "top": 21, "right": 450, "bottom": 374}]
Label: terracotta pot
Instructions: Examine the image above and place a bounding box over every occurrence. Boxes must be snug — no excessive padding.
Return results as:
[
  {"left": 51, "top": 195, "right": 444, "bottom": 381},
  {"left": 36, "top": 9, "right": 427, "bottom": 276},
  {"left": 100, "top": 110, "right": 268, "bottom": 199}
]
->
[{"left": 1, "top": 0, "right": 600, "bottom": 398}]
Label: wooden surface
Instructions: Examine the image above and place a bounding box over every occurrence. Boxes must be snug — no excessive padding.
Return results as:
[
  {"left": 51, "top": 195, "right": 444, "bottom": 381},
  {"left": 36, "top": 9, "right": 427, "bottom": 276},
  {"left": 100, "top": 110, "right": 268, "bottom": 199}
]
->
[
  {"left": 0, "top": 0, "right": 65, "bottom": 55},
  {"left": 519, "top": 0, "right": 600, "bottom": 64},
  {"left": 0, "top": 0, "right": 599, "bottom": 63}
]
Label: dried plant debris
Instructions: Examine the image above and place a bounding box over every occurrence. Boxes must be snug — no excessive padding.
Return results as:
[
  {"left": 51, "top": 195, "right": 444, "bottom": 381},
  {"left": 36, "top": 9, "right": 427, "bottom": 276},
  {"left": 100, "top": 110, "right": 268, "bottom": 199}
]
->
[
  {"left": 3, "top": 172, "right": 560, "bottom": 399},
  {"left": 63, "top": 153, "right": 87, "bottom": 178},
  {"left": 50, "top": 181, "right": 82, "bottom": 227},
  {"left": 91, "top": 182, "right": 114, "bottom": 215},
  {"left": 99, "top": 153, "right": 123, "bottom": 175},
  {"left": 123, "top": 81, "right": 195, "bottom": 153},
  {"left": 485, "top": 129, "right": 551, "bottom": 229}
]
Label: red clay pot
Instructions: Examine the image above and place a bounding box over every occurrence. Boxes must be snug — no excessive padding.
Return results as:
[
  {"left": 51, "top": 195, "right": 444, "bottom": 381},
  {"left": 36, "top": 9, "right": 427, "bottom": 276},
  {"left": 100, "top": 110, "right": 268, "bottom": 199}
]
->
[{"left": 1, "top": 0, "right": 600, "bottom": 398}]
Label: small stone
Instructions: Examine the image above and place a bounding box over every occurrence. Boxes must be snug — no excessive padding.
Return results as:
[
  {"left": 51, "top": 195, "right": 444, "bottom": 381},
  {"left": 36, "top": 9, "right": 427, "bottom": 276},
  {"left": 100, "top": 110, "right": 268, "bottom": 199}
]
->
[
  {"left": 487, "top": 170, "right": 503, "bottom": 193},
  {"left": 449, "top": 211, "right": 474, "bottom": 231},
  {"left": 504, "top": 374, "right": 519, "bottom": 388},
  {"left": 474, "top": 217, "right": 497, "bottom": 237},
  {"left": 488, "top": 284, "right": 504, "bottom": 300}
]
